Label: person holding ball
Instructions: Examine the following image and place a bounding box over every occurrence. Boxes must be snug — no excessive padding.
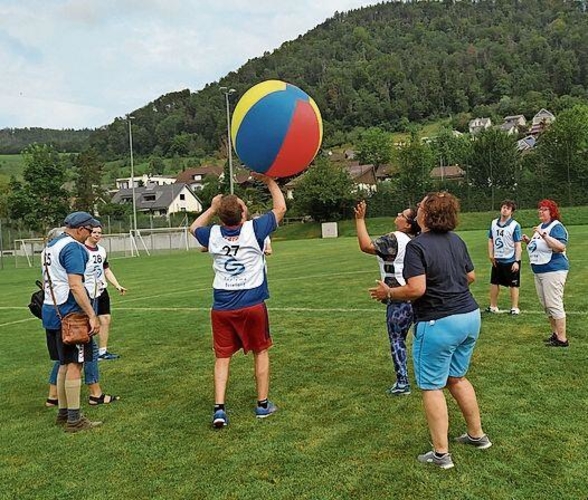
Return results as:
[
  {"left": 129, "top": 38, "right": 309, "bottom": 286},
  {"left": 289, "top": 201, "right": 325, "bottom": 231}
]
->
[
  {"left": 190, "top": 173, "right": 286, "bottom": 428},
  {"left": 370, "top": 192, "right": 491, "bottom": 469},
  {"left": 354, "top": 200, "right": 420, "bottom": 396}
]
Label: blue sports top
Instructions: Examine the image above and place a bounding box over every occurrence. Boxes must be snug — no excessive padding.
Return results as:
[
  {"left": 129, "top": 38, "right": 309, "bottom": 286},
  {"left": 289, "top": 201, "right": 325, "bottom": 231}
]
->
[
  {"left": 529, "top": 221, "right": 569, "bottom": 274},
  {"left": 42, "top": 234, "right": 89, "bottom": 329},
  {"left": 194, "top": 212, "right": 277, "bottom": 310}
]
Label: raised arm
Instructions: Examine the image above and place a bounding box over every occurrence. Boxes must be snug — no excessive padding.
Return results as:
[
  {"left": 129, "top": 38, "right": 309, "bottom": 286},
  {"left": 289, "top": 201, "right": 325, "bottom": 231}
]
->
[
  {"left": 190, "top": 194, "right": 223, "bottom": 234},
  {"left": 354, "top": 201, "right": 376, "bottom": 255},
  {"left": 252, "top": 173, "right": 287, "bottom": 224}
]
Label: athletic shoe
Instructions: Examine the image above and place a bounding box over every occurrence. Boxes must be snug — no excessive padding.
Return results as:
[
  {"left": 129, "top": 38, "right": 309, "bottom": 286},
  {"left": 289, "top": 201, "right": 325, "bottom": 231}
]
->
[
  {"left": 212, "top": 409, "right": 228, "bottom": 428},
  {"left": 98, "top": 351, "right": 120, "bottom": 361},
  {"left": 546, "top": 337, "right": 569, "bottom": 347},
  {"left": 417, "top": 451, "right": 454, "bottom": 469},
  {"left": 544, "top": 332, "right": 557, "bottom": 343},
  {"left": 386, "top": 382, "right": 411, "bottom": 396},
  {"left": 485, "top": 306, "right": 499, "bottom": 313},
  {"left": 455, "top": 433, "right": 493, "bottom": 450},
  {"left": 255, "top": 401, "right": 278, "bottom": 419},
  {"left": 510, "top": 308, "right": 520, "bottom": 315},
  {"left": 64, "top": 416, "right": 103, "bottom": 433}
]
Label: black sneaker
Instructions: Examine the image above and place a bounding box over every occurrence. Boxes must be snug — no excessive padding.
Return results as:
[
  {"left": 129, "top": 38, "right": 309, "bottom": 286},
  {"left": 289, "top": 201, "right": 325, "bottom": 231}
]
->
[
  {"left": 544, "top": 332, "right": 557, "bottom": 343},
  {"left": 546, "top": 337, "right": 569, "bottom": 347}
]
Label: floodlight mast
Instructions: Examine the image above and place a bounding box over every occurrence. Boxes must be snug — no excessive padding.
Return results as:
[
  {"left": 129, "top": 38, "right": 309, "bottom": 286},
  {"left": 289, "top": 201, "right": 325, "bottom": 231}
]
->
[{"left": 220, "top": 87, "right": 237, "bottom": 194}]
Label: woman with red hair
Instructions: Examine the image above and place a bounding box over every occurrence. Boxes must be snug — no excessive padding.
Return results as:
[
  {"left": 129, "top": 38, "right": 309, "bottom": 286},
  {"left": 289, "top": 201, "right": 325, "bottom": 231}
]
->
[{"left": 522, "top": 199, "right": 570, "bottom": 347}]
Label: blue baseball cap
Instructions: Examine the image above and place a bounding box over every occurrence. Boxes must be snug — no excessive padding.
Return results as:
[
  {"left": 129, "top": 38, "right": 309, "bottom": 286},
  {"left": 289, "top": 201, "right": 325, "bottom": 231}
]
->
[{"left": 63, "top": 211, "right": 101, "bottom": 228}]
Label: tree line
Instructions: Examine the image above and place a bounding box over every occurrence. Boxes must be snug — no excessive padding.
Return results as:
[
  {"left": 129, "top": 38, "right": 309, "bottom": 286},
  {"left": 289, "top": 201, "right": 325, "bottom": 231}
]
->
[{"left": 3, "top": 103, "right": 587, "bottom": 235}]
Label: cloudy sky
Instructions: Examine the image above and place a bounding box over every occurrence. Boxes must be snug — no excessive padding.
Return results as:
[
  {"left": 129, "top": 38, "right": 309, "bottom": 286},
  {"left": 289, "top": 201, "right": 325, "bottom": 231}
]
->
[{"left": 0, "top": 0, "right": 380, "bottom": 130}]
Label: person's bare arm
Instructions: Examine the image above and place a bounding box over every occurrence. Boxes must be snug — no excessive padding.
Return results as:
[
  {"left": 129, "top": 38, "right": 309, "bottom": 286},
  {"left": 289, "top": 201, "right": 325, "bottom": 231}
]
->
[
  {"left": 190, "top": 194, "right": 223, "bottom": 234},
  {"left": 252, "top": 173, "right": 287, "bottom": 224},
  {"left": 369, "top": 275, "right": 426, "bottom": 302},
  {"left": 354, "top": 201, "right": 376, "bottom": 255}
]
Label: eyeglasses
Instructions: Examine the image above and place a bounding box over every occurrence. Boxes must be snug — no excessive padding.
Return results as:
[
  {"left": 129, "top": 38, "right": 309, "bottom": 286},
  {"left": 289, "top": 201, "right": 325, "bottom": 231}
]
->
[
  {"left": 398, "top": 212, "right": 413, "bottom": 223},
  {"left": 82, "top": 226, "right": 94, "bottom": 232}
]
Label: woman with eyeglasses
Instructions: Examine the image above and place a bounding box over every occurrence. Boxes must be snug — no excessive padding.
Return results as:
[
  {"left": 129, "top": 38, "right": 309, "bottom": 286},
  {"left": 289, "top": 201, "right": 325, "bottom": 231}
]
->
[
  {"left": 369, "top": 192, "right": 490, "bottom": 470},
  {"left": 522, "top": 199, "right": 569, "bottom": 347},
  {"left": 354, "top": 201, "right": 420, "bottom": 396}
]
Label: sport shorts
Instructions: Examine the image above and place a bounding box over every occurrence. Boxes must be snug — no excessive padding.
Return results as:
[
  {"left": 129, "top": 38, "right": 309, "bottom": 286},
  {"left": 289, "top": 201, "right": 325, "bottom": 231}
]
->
[
  {"left": 413, "top": 309, "right": 481, "bottom": 390},
  {"left": 46, "top": 328, "right": 94, "bottom": 365},
  {"left": 490, "top": 261, "right": 520, "bottom": 288},
  {"left": 211, "top": 302, "right": 272, "bottom": 357},
  {"left": 95, "top": 289, "right": 111, "bottom": 316}
]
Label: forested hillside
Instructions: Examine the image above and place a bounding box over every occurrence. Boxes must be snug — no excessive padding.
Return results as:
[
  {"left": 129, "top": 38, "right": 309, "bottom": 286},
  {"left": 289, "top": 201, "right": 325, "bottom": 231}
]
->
[
  {"left": 87, "top": 0, "right": 588, "bottom": 160},
  {"left": 0, "top": 128, "right": 93, "bottom": 154}
]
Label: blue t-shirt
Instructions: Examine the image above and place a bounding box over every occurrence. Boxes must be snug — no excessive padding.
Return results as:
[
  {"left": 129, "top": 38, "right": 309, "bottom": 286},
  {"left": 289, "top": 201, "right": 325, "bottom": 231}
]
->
[
  {"left": 530, "top": 221, "right": 569, "bottom": 274},
  {"left": 403, "top": 231, "right": 479, "bottom": 323},
  {"left": 194, "top": 212, "right": 277, "bottom": 310},
  {"left": 42, "top": 236, "right": 89, "bottom": 329}
]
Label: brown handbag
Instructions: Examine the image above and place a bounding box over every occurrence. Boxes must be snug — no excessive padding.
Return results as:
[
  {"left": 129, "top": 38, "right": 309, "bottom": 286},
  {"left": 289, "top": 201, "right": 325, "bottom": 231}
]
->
[
  {"left": 43, "top": 253, "right": 92, "bottom": 345},
  {"left": 60, "top": 312, "right": 91, "bottom": 345}
]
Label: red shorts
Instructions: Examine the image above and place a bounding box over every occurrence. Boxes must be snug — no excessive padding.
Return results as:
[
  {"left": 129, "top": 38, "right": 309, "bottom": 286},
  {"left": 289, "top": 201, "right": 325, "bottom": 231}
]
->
[{"left": 211, "top": 302, "right": 272, "bottom": 357}]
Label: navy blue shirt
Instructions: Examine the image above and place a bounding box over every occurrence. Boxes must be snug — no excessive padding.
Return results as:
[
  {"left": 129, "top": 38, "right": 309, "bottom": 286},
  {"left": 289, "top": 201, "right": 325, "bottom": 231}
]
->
[{"left": 403, "top": 231, "right": 479, "bottom": 322}]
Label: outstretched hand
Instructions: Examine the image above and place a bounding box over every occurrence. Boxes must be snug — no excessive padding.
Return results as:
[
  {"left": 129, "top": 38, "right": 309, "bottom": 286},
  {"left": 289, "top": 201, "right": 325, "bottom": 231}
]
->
[{"left": 354, "top": 201, "right": 367, "bottom": 220}]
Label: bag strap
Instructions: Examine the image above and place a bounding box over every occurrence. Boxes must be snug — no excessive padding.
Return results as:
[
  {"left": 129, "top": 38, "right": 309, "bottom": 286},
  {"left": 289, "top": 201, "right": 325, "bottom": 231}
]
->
[
  {"left": 43, "top": 253, "right": 64, "bottom": 321},
  {"left": 42, "top": 237, "right": 97, "bottom": 321}
]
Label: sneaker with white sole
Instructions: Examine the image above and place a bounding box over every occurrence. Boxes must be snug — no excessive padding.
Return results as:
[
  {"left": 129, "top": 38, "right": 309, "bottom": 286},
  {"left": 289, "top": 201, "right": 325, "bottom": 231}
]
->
[
  {"left": 386, "top": 382, "right": 411, "bottom": 396},
  {"left": 455, "top": 433, "right": 493, "bottom": 449},
  {"left": 485, "top": 306, "right": 499, "bottom": 313},
  {"left": 255, "top": 401, "right": 278, "bottom": 419},
  {"left": 510, "top": 308, "right": 520, "bottom": 315},
  {"left": 417, "top": 450, "right": 454, "bottom": 469},
  {"left": 212, "top": 409, "right": 228, "bottom": 428}
]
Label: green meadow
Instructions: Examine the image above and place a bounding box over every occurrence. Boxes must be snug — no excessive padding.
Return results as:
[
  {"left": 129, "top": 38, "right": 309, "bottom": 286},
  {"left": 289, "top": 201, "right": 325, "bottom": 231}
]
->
[{"left": 0, "top": 227, "right": 587, "bottom": 499}]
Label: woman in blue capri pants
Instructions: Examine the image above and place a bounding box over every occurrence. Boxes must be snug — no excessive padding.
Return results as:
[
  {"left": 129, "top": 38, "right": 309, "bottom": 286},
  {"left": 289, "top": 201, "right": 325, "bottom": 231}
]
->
[{"left": 370, "top": 192, "right": 491, "bottom": 470}]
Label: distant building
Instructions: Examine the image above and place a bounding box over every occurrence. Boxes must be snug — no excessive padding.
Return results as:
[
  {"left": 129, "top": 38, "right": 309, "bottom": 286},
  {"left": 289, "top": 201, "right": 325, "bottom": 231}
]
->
[
  {"left": 516, "top": 135, "right": 537, "bottom": 152},
  {"left": 468, "top": 117, "right": 492, "bottom": 135},
  {"left": 530, "top": 109, "right": 556, "bottom": 135},
  {"left": 111, "top": 183, "right": 202, "bottom": 217},
  {"left": 175, "top": 165, "right": 224, "bottom": 191},
  {"left": 115, "top": 174, "right": 176, "bottom": 190},
  {"left": 430, "top": 165, "right": 465, "bottom": 182}
]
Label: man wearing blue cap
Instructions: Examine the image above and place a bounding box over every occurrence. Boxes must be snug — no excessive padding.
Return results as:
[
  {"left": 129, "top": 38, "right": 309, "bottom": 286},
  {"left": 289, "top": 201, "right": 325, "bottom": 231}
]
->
[{"left": 42, "top": 211, "right": 103, "bottom": 432}]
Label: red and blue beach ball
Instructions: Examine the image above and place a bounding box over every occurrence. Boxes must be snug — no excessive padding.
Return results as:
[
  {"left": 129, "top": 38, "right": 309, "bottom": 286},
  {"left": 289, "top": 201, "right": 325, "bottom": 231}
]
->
[{"left": 230, "top": 80, "right": 323, "bottom": 178}]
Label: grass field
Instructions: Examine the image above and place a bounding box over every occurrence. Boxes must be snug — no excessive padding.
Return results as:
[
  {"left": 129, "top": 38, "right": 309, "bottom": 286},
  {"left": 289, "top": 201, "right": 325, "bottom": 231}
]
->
[{"left": 1, "top": 228, "right": 587, "bottom": 499}]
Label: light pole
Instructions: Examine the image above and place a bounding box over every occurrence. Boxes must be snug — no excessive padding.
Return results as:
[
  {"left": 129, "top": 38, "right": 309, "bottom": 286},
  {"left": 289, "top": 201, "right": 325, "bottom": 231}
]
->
[
  {"left": 220, "top": 87, "right": 236, "bottom": 194},
  {"left": 127, "top": 115, "right": 138, "bottom": 233}
]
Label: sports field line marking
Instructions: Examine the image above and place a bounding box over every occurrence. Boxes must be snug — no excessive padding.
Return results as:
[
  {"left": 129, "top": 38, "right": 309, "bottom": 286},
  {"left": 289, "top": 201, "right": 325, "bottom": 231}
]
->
[
  {"left": 0, "top": 317, "right": 37, "bottom": 328},
  {"left": 121, "top": 269, "right": 374, "bottom": 303}
]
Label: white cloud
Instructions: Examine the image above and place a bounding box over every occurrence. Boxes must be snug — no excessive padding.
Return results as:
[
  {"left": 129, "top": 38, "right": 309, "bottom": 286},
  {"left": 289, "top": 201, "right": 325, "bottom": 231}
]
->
[{"left": 0, "top": 0, "right": 379, "bottom": 129}]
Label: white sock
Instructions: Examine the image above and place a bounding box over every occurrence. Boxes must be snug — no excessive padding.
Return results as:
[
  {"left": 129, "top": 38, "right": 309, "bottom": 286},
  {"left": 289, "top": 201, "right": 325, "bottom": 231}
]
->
[{"left": 99, "top": 347, "right": 107, "bottom": 356}]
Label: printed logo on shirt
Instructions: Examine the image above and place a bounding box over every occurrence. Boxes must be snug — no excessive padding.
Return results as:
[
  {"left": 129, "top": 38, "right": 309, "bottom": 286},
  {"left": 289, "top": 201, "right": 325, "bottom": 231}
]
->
[{"left": 224, "top": 257, "right": 246, "bottom": 276}]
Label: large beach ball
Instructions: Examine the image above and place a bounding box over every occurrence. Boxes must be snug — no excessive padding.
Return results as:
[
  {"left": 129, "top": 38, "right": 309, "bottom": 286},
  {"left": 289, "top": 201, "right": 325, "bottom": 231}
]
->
[{"left": 230, "top": 80, "right": 323, "bottom": 178}]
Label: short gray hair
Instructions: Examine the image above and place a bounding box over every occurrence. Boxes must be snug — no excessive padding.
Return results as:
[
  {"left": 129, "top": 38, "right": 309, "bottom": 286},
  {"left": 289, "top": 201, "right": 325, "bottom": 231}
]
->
[{"left": 46, "top": 227, "right": 66, "bottom": 241}]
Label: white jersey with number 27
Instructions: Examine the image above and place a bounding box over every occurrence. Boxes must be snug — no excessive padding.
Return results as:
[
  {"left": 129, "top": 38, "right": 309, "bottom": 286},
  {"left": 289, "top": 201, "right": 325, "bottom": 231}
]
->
[{"left": 209, "top": 220, "right": 266, "bottom": 291}]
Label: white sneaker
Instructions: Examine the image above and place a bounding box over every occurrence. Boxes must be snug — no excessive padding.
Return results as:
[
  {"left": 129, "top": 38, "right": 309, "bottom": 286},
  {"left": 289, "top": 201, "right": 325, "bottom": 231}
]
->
[
  {"left": 510, "top": 308, "right": 520, "bottom": 315},
  {"left": 485, "top": 306, "right": 499, "bottom": 313}
]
